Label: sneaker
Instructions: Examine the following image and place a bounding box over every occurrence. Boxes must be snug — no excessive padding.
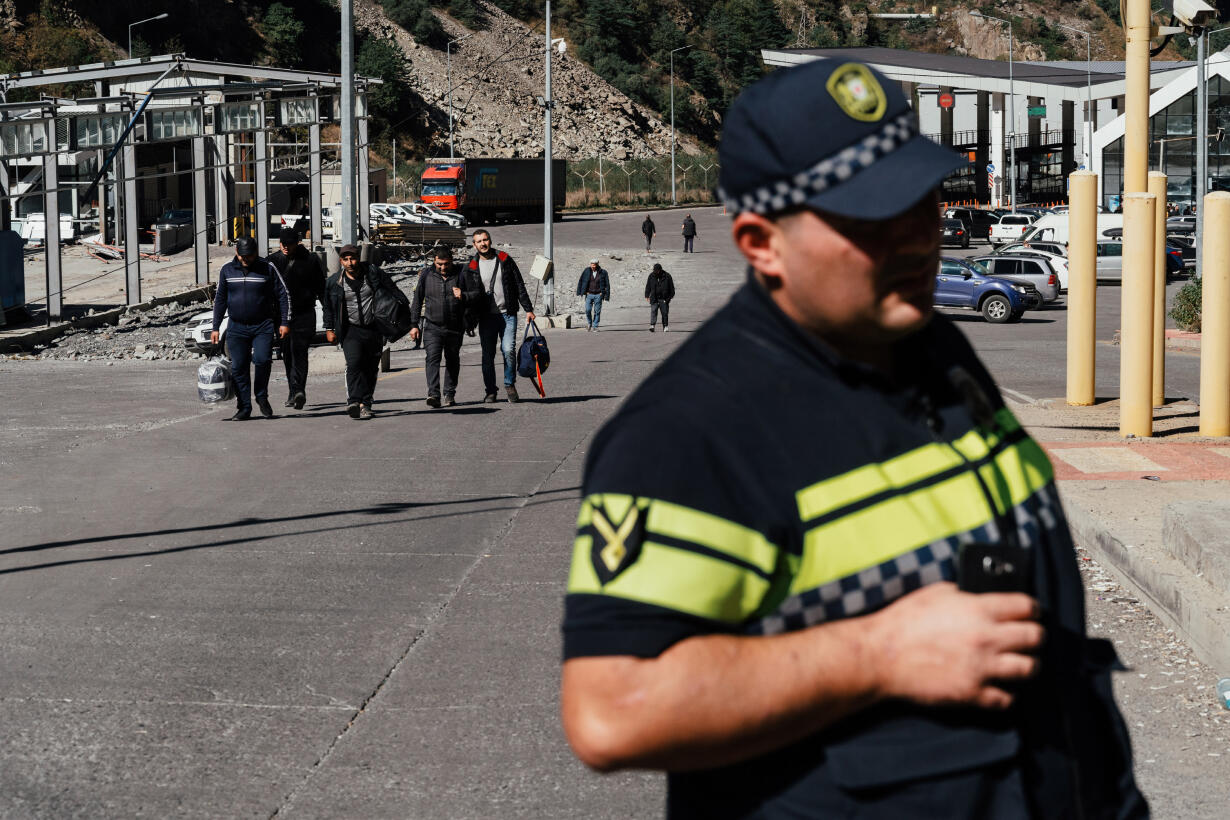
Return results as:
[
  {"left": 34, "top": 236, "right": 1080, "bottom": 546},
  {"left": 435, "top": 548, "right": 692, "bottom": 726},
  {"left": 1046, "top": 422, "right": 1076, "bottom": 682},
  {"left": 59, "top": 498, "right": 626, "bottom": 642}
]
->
[
  {"left": 292, "top": 392, "right": 306, "bottom": 410},
  {"left": 443, "top": 394, "right": 456, "bottom": 407},
  {"left": 592, "top": 325, "right": 599, "bottom": 332},
  {"left": 426, "top": 395, "right": 441, "bottom": 408},
  {"left": 347, "top": 402, "right": 361, "bottom": 419},
  {"left": 586, "top": 326, "right": 592, "bottom": 332},
  {"left": 283, "top": 396, "right": 296, "bottom": 408},
  {"left": 483, "top": 392, "right": 499, "bottom": 403},
  {"left": 257, "top": 398, "right": 274, "bottom": 419},
  {"left": 663, "top": 326, "right": 670, "bottom": 333},
  {"left": 505, "top": 384, "right": 520, "bottom": 403},
  {"left": 649, "top": 325, "right": 656, "bottom": 332},
  {"left": 359, "top": 404, "right": 374, "bottom": 420}
]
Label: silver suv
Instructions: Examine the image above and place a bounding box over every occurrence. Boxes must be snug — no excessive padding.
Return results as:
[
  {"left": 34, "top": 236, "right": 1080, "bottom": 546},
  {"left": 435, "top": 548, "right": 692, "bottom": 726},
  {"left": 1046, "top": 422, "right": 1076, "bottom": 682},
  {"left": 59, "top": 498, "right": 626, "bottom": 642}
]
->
[{"left": 971, "top": 254, "right": 1062, "bottom": 303}]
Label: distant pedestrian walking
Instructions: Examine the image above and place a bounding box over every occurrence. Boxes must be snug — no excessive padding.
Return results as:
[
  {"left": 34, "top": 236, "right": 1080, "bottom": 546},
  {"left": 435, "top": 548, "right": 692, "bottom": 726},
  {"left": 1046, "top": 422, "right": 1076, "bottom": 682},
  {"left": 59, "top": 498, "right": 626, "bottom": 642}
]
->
[
  {"left": 409, "top": 248, "right": 478, "bottom": 408},
  {"left": 467, "top": 229, "right": 536, "bottom": 403},
  {"left": 645, "top": 263, "right": 675, "bottom": 332},
  {"left": 268, "top": 227, "right": 327, "bottom": 410},
  {"left": 323, "top": 244, "right": 408, "bottom": 420},
  {"left": 576, "top": 258, "right": 610, "bottom": 332},
  {"left": 211, "top": 237, "right": 290, "bottom": 420},
  {"left": 641, "top": 215, "right": 656, "bottom": 251},
  {"left": 681, "top": 214, "right": 697, "bottom": 253}
]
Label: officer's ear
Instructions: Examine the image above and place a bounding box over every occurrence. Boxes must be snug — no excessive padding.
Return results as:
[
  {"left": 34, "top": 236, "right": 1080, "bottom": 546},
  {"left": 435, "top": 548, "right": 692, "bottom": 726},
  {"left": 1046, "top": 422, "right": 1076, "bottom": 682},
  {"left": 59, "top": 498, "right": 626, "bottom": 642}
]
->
[{"left": 732, "top": 212, "right": 787, "bottom": 288}]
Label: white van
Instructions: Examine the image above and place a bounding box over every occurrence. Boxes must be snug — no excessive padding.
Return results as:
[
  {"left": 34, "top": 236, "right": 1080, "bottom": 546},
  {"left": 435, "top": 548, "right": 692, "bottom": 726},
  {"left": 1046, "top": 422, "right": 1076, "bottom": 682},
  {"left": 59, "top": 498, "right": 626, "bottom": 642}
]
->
[{"left": 1019, "top": 213, "right": 1123, "bottom": 247}]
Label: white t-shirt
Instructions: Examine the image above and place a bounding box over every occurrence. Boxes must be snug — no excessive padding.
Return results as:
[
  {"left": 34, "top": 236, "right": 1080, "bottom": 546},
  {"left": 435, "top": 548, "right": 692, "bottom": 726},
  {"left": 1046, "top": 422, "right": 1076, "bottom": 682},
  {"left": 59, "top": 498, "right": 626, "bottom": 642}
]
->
[{"left": 478, "top": 256, "right": 506, "bottom": 313}]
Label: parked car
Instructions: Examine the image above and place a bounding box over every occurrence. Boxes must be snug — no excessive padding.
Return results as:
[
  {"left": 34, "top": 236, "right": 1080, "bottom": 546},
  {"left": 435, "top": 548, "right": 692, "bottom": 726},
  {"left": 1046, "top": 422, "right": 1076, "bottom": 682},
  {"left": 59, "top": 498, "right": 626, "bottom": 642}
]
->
[
  {"left": 971, "top": 253, "right": 1062, "bottom": 303},
  {"left": 184, "top": 302, "right": 328, "bottom": 356},
  {"left": 998, "top": 239, "right": 1067, "bottom": 258},
  {"left": 1168, "top": 233, "right": 1196, "bottom": 269},
  {"left": 394, "top": 201, "right": 467, "bottom": 228},
  {"left": 935, "top": 257, "right": 1032, "bottom": 323},
  {"left": 943, "top": 207, "right": 998, "bottom": 242},
  {"left": 940, "top": 218, "right": 971, "bottom": 248},
  {"left": 988, "top": 213, "right": 1036, "bottom": 247},
  {"left": 1093, "top": 235, "right": 1184, "bottom": 280},
  {"left": 1167, "top": 215, "right": 1197, "bottom": 233},
  {"left": 992, "top": 244, "right": 1070, "bottom": 289}
]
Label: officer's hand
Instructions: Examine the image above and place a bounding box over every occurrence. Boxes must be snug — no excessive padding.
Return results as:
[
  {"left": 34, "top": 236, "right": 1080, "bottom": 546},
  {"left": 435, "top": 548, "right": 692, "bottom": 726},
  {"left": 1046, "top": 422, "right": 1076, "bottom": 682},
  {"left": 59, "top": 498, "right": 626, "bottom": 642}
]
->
[
  {"left": 452, "top": 286, "right": 462, "bottom": 299},
  {"left": 409, "top": 327, "right": 420, "bottom": 341},
  {"left": 325, "top": 330, "right": 336, "bottom": 344},
  {"left": 210, "top": 331, "right": 219, "bottom": 345},
  {"left": 868, "top": 582, "right": 1043, "bottom": 710},
  {"left": 279, "top": 325, "right": 290, "bottom": 339},
  {"left": 526, "top": 311, "right": 536, "bottom": 322}
]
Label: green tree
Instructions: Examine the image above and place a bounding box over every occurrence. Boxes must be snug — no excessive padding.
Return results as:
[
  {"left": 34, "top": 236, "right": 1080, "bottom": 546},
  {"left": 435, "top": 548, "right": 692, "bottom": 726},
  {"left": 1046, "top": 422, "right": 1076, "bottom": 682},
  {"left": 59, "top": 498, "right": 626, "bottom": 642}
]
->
[
  {"left": 357, "top": 36, "right": 412, "bottom": 138},
  {"left": 263, "top": 2, "right": 306, "bottom": 65}
]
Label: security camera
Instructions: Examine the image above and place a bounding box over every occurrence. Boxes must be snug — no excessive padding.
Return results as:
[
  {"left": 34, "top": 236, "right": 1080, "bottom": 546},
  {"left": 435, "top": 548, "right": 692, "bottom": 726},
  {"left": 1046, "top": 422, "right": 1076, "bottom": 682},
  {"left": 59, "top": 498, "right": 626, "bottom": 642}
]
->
[{"left": 1172, "top": 0, "right": 1217, "bottom": 29}]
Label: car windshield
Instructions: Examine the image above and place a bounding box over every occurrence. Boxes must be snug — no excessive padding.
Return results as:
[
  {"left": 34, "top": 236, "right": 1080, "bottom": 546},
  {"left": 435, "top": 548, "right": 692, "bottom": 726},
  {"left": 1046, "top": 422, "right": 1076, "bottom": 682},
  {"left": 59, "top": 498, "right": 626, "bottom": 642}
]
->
[
  {"left": 422, "top": 183, "right": 457, "bottom": 196},
  {"left": 942, "top": 220, "right": 963, "bottom": 228}
]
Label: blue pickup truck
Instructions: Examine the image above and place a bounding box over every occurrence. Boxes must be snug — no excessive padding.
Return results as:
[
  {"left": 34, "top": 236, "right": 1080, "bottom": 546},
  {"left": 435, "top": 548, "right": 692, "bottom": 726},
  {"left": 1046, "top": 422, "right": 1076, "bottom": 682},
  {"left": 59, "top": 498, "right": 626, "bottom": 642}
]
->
[{"left": 935, "top": 256, "right": 1034, "bottom": 323}]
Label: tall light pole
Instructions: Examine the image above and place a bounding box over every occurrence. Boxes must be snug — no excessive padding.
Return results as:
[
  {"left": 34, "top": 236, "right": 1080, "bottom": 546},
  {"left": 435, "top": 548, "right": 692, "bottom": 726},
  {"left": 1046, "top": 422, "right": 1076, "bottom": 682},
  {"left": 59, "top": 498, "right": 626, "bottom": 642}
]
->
[
  {"left": 447, "top": 33, "right": 473, "bottom": 161},
  {"left": 670, "top": 45, "right": 691, "bottom": 206},
  {"left": 971, "top": 11, "right": 1016, "bottom": 212},
  {"left": 128, "top": 13, "right": 168, "bottom": 58},
  {"left": 341, "top": 0, "right": 356, "bottom": 245},
  {"left": 542, "top": 3, "right": 566, "bottom": 315},
  {"left": 1056, "top": 22, "right": 1093, "bottom": 170}
]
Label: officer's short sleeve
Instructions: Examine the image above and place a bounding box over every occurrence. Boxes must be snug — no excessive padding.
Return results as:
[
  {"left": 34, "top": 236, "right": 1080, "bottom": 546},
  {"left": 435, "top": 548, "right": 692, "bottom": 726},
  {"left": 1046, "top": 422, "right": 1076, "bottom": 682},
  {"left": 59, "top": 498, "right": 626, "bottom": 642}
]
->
[{"left": 563, "top": 398, "right": 782, "bottom": 661}]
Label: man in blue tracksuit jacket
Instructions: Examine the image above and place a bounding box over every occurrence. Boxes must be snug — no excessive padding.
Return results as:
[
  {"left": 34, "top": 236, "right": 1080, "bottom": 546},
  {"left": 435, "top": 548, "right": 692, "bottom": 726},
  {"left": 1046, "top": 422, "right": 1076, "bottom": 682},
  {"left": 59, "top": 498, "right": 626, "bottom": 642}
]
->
[{"left": 211, "top": 237, "right": 290, "bottom": 420}]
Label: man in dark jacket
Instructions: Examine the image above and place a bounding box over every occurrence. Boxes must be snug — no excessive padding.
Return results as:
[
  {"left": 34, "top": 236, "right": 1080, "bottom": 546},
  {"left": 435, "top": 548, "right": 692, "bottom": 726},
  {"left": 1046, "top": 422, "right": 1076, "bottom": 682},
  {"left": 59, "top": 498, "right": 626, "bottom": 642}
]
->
[
  {"left": 323, "top": 245, "right": 408, "bottom": 420},
  {"left": 644, "top": 263, "right": 675, "bottom": 332},
  {"left": 576, "top": 258, "right": 610, "bottom": 332},
  {"left": 641, "top": 215, "right": 656, "bottom": 251},
  {"left": 682, "top": 213, "right": 698, "bottom": 253},
  {"left": 410, "top": 248, "right": 480, "bottom": 407},
  {"left": 466, "top": 229, "right": 536, "bottom": 403},
  {"left": 211, "top": 237, "right": 290, "bottom": 420},
  {"left": 268, "top": 227, "right": 327, "bottom": 410}
]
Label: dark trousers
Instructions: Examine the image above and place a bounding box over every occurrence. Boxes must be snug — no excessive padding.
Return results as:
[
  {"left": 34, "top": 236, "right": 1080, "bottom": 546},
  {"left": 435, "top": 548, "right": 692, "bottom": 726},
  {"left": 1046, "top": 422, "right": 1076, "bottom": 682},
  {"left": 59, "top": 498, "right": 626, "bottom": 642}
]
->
[
  {"left": 644, "top": 234, "right": 653, "bottom": 250},
  {"left": 423, "top": 324, "right": 462, "bottom": 399},
  {"left": 683, "top": 235, "right": 695, "bottom": 253},
  {"left": 227, "top": 319, "right": 274, "bottom": 413},
  {"left": 280, "top": 313, "right": 316, "bottom": 398},
  {"left": 650, "top": 300, "right": 670, "bottom": 328},
  {"left": 341, "top": 324, "right": 383, "bottom": 406}
]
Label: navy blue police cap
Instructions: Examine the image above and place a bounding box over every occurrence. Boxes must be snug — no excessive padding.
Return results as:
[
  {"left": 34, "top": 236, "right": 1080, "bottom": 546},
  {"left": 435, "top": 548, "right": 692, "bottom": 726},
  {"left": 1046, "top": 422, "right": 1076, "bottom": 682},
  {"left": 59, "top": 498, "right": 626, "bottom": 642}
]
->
[{"left": 717, "top": 60, "right": 965, "bottom": 220}]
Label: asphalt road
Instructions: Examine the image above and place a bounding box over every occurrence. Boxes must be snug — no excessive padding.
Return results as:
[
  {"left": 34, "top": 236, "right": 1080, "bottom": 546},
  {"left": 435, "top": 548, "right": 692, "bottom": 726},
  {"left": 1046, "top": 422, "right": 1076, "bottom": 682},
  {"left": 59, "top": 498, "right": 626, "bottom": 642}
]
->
[{"left": 0, "top": 207, "right": 1220, "bottom": 817}]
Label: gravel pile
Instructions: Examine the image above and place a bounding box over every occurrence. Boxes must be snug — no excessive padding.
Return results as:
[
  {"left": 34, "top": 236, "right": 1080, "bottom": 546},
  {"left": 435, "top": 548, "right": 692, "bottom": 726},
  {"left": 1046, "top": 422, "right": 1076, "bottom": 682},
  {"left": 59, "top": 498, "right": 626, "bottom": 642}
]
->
[{"left": 27, "top": 301, "right": 207, "bottom": 362}]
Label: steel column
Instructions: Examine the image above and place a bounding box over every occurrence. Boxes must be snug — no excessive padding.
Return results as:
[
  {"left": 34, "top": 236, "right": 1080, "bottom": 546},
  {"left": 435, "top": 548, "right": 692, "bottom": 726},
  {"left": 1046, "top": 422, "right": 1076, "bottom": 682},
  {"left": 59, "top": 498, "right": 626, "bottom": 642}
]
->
[
  {"left": 254, "top": 104, "right": 269, "bottom": 253},
  {"left": 357, "top": 116, "right": 370, "bottom": 238},
  {"left": 309, "top": 122, "right": 323, "bottom": 249},
  {"left": 122, "top": 141, "right": 141, "bottom": 305},
  {"left": 192, "top": 134, "right": 208, "bottom": 285},
  {"left": 42, "top": 153, "right": 62, "bottom": 321}
]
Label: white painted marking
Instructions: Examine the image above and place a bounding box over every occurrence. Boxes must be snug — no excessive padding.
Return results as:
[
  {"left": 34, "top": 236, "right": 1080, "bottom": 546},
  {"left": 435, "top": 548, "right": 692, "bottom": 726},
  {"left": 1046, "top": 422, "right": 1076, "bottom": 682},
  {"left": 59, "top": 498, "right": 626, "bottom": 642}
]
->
[{"left": 1049, "top": 447, "right": 1169, "bottom": 473}]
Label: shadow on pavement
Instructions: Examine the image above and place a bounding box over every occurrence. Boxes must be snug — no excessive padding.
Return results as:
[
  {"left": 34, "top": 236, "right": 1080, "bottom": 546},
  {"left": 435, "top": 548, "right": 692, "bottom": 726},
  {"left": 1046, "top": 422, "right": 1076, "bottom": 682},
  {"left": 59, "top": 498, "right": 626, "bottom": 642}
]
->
[{"left": 534, "top": 394, "right": 617, "bottom": 404}]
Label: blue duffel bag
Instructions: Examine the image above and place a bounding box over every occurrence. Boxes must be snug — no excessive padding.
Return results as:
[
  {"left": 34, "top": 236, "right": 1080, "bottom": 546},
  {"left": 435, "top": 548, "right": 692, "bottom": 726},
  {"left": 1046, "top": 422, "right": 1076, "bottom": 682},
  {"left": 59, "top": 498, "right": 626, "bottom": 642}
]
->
[{"left": 516, "top": 320, "right": 549, "bottom": 397}]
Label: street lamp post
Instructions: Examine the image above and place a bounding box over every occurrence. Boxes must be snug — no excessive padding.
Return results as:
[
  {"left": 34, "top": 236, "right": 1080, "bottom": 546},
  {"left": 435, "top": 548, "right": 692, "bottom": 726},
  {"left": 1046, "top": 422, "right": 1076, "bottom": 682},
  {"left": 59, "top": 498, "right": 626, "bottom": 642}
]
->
[
  {"left": 971, "top": 11, "right": 1016, "bottom": 212},
  {"left": 129, "top": 13, "right": 169, "bottom": 58},
  {"left": 670, "top": 45, "right": 692, "bottom": 206},
  {"left": 1056, "top": 22, "right": 1093, "bottom": 171},
  {"left": 447, "top": 33, "right": 473, "bottom": 161},
  {"left": 542, "top": 2, "right": 566, "bottom": 315}
]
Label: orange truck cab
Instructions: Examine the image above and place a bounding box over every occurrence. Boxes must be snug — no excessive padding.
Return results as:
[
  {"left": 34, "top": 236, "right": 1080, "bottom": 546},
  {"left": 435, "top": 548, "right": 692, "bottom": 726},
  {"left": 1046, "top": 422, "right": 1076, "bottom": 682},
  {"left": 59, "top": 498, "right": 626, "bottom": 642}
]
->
[{"left": 420, "top": 162, "right": 464, "bottom": 213}]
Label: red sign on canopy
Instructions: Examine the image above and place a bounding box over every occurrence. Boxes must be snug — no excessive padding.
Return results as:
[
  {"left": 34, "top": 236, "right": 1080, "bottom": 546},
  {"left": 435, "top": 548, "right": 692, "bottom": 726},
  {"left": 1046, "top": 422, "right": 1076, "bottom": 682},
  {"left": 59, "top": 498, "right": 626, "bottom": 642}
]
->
[{"left": 938, "top": 92, "right": 955, "bottom": 109}]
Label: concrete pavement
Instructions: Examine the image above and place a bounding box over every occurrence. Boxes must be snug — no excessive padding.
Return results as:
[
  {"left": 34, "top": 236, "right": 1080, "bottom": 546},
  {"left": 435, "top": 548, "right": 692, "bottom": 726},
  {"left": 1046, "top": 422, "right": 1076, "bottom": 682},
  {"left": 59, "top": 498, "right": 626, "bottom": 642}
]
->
[{"left": 1, "top": 206, "right": 1228, "bottom": 816}]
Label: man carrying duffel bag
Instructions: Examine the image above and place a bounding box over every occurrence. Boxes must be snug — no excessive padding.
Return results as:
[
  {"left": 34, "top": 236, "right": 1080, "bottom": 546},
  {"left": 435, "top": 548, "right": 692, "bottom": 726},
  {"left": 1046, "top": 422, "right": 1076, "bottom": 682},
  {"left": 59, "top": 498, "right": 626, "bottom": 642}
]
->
[{"left": 323, "top": 244, "right": 410, "bottom": 420}]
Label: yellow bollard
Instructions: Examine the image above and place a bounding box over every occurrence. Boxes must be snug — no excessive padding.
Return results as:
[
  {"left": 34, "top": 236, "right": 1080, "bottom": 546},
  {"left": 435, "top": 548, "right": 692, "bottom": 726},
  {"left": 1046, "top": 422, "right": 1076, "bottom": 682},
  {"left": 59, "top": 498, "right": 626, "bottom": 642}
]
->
[
  {"left": 1201, "top": 192, "right": 1230, "bottom": 436},
  {"left": 1124, "top": 0, "right": 1151, "bottom": 193},
  {"left": 1148, "top": 171, "right": 1168, "bottom": 407},
  {"left": 1121, "top": 193, "right": 1155, "bottom": 437},
  {"left": 1067, "top": 171, "right": 1098, "bottom": 406}
]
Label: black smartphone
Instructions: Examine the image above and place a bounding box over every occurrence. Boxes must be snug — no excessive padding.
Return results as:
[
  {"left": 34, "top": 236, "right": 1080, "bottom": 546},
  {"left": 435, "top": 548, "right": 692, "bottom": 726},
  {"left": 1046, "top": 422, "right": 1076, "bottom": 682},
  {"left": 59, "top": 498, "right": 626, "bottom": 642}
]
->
[{"left": 958, "top": 542, "right": 1032, "bottom": 594}]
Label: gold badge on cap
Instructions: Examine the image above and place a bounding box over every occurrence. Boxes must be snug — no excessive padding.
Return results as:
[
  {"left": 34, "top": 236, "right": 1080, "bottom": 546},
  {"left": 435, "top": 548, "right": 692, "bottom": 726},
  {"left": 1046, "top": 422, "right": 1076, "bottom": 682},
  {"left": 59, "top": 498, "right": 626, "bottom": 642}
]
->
[{"left": 826, "top": 63, "right": 887, "bottom": 123}]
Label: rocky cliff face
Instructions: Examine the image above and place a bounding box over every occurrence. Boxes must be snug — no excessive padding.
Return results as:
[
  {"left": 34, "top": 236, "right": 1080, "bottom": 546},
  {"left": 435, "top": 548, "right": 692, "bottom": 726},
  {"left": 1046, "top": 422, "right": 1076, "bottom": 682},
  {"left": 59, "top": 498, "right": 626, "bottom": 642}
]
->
[{"left": 355, "top": 0, "right": 704, "bottom": 161}]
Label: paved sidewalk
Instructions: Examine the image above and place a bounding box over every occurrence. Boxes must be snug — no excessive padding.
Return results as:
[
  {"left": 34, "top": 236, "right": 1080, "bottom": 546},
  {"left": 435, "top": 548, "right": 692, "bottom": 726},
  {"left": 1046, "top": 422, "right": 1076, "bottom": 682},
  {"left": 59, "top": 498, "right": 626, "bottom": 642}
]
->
[{"left": 1012, "top": 397, "right": 1230, "bottom": 673}]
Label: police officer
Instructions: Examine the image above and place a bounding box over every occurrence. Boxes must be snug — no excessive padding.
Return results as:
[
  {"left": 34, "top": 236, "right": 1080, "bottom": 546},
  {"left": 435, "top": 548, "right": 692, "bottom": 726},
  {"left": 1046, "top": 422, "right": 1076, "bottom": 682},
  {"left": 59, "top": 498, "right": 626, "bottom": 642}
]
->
[
  {"left": 560, "top": 60, "right": 1147, "bottom": 819},
  {"left": 211, "top": 237, "right": 289, "bottom": 421},
  {"left": 268, "top": 227, "right": 327, "bottom": 410}
]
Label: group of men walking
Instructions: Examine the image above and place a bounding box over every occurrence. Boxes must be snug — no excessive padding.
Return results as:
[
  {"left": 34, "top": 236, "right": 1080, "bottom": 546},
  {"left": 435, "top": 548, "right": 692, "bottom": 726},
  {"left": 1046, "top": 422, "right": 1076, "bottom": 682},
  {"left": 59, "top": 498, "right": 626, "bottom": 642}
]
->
[
  {"left": 640, "top": 213, "right": 698, "bottom": 253},
  {"left": 575, "top": 259, "right": 675, "bottom": 333},
  {"left": 211, "top": 228, "right": 535, "bottom": 420}
]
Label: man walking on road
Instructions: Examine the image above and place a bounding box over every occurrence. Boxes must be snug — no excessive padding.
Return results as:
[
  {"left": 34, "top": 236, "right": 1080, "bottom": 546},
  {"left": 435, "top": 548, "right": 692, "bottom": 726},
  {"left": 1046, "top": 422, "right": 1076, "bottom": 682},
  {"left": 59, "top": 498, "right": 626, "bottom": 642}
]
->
[
  {"left": 323, "top": 244, "right": 407, "bottom": 420},
  {"left": 681, "top": 213, "right": 697, "bottom": 253},
  {"left": 410, "top": 249, "right": 478, "bottom": 407},
  {"left": 577, "top": 258, "right": 610, "bottom": 332},
  {"left": 210, "top": 237, "right": 289, "bottom": 421},
  {"left": 268, "top": 227, "right": 327, "bottom": 410},
  {"left": 561, "top": 59, "right": 1146, "bottom": 819},
  {"left": 641, "top": 214, "right": 656, "bottom": 251},
  {"left": 644, "top": 263, "right": 674, "bottom": 332},
  {"left": 466, "top": 229, "right": 535, "bottom": 403}
]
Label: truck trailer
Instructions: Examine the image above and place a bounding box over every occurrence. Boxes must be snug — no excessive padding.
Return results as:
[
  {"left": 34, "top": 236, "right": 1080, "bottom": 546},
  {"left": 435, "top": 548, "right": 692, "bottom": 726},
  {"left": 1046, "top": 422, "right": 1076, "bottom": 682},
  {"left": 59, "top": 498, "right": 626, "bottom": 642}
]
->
[{"left": 420, "top": 158, "right": 567, "bottom": 224}]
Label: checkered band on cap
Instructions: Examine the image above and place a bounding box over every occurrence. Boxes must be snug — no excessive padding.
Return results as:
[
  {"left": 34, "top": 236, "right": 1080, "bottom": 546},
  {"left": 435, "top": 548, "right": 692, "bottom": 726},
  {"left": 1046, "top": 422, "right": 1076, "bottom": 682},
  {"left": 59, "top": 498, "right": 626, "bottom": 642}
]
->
[{"left": 717, "top": 112, "right": 918, "bottom": 216}]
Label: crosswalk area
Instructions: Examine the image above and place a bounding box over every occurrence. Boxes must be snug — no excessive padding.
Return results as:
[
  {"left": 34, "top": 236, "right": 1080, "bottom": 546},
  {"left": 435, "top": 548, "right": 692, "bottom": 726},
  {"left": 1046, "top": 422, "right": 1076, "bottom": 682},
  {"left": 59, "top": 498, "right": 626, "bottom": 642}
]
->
[{"left": 1041, "top": 442, "right": 1230, "bottom": 481}]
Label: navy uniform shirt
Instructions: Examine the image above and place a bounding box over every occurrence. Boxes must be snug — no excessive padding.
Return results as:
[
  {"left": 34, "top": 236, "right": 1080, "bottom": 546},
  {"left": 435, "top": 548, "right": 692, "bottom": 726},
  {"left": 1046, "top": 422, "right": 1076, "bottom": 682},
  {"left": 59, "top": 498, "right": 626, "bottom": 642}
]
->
[{"left": 563, "top": 275, "right": 1147, "bottom": 819}]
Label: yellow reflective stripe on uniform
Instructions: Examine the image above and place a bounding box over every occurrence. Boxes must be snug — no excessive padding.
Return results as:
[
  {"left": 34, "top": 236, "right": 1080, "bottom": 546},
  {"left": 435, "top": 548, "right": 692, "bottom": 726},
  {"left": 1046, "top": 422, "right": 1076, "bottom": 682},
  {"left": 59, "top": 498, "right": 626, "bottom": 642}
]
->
[
  {"left": 791, "top": 439, "right": 1054, "bottom": 594},
  {"left": 645, "top": 499, "right": 778, "bottom": 575},
  {"left": 567, "top": 537, "right": 770, "bottom": 623}
]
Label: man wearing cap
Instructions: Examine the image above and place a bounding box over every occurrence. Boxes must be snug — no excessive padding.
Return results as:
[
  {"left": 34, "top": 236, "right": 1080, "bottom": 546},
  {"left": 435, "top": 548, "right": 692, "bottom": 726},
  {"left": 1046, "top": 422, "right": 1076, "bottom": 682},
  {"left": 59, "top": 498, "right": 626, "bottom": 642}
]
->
[
  {"left": 576, "top": 258, "right": 610, "bottom": 332},
  {"left": 210, "top": 237, "right": 290, "bottom": 421},
  {"left": 268, "top": 227, "right": 327, "bottom": 410},
  {"left": 323, "top": 244, "right": 407, "bottom": 419},
  {"left": 560, "top": 60, "right": 1146, "bottom": 818}
]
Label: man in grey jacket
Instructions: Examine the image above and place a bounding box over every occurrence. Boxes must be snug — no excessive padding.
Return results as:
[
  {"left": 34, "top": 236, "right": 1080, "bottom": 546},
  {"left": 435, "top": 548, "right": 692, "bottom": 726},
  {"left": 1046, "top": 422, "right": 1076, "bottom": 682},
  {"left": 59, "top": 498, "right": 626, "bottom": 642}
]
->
[{"left": 410, "top": 249, "right": 480, "bottom": 407}]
